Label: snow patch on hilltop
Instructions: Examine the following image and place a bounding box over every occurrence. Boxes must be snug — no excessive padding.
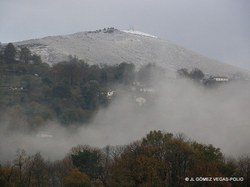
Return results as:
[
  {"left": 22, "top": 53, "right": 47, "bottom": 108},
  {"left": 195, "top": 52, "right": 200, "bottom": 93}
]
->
[{"left": 123, "top": 30, "right": 158, "bottom": 38}]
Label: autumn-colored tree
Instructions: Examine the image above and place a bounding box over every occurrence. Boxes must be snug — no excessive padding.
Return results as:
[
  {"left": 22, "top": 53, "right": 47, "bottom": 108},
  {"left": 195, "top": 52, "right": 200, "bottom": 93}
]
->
[
  {"left": 47, "top": 156, "right": 74, "bottom": 187},
  {"left": 190, "top": 142, "right": 224, "bottom": 174},
  {"left": 0, "top": 164, "right": 15, "bottom": 187},
  {"left": 70, "top": 145, "right": 105, "bottom": 180},
  {"left": 14, "top": 149, "right": 27, "bottom": 186},
  {"left": 107, "top": 131, "right": 191, "bottom": 186},
  {"left": 29, "top": 153, "right": 48, "bottom": 187},
  {"left": 0, "top": 131, "right": 249, "bottom": 187},
  {"left": 63, "top": 168, "right": 91, "bottom": 187},
  {"left": 237, "top": 156, "right": 250, "bottom": 187},
  {"left": 106, "top": 131, "right": 232, "bottom": 187}
]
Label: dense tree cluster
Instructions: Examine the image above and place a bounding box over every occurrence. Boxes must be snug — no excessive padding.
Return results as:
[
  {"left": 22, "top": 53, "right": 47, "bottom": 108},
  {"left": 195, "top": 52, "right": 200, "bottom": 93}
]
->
[
  {"left": 177, "top": 68, "right": 204, "bottom": 81},
  {"left": 0, "top": 43, "right": 42, "bottom": 64},
  {"left": 0, "top": 43, "right": 162, "bottom": 127},
  {"left": 0, "top": 131, "right": 249, "bottom": 186}
]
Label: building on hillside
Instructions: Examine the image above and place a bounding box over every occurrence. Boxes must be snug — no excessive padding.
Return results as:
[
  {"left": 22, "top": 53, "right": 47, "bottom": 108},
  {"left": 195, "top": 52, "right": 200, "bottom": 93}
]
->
[{"left": 202, "top": 76, "right": 229, "bottom": 86}]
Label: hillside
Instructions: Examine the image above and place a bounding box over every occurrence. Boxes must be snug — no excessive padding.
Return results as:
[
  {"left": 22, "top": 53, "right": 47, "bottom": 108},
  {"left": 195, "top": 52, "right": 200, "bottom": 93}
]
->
[{"left": 15, "top": 28, "right": 249, "bottom": 78}]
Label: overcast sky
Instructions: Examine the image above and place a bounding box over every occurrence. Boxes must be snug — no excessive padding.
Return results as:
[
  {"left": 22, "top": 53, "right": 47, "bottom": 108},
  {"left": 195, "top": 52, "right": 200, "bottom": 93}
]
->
[{"left": 0, "top": 0, "right": 249, "bottom": 69}]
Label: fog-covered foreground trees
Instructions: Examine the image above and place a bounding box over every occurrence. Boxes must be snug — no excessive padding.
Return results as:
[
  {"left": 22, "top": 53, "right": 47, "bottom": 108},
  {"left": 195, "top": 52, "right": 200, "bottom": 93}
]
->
[{"left": 0, "top": 131, "right": 249, "bottom": 187}]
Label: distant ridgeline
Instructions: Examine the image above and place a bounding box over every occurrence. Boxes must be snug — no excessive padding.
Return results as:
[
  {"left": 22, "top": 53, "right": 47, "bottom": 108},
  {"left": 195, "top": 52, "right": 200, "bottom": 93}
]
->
[{"left": 0, "top": 43, "right": 244, "bottom": 127}]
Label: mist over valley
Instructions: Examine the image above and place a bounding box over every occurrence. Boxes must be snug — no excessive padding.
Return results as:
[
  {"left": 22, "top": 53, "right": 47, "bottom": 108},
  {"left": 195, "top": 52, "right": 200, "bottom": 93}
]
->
[{"left": 0, "top": 28, "right": 250, "bottom": 186}]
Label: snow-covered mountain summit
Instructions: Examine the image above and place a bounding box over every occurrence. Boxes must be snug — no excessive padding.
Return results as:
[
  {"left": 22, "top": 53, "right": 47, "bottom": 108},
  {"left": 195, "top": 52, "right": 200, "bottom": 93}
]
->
[
  {"left": 123, "top": 30, "right": 158, "bottom": 38},
  {"left": 15, "top": 28, "right": 249, "bottom": 78}
]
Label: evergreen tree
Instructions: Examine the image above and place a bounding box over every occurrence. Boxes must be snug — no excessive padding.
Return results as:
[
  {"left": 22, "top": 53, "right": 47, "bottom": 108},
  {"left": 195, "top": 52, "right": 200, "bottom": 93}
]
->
[
  {"left": 4, "top": 43, "right": 16, "bottom": 63},
  {"left": 189, "top": 68, "right": 204, "bottom": 80},
  {"left": 20, "top": 47, "right": 31, "bottom": 63},
  {"left": 31, "top": 54, "right": 42, "bottom": 64}
]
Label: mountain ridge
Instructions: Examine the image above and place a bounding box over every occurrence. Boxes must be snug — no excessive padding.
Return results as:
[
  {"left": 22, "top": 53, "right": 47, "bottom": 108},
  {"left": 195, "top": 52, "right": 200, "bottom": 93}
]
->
[{"left": 14, "top": 29, "right": 249, "bottom": 78}]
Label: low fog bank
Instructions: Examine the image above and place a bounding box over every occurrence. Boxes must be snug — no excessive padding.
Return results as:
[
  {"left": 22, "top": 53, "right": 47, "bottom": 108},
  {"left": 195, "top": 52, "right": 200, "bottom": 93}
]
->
[{"left": 1, "top": 75, "right": 250, "bottom": 162}]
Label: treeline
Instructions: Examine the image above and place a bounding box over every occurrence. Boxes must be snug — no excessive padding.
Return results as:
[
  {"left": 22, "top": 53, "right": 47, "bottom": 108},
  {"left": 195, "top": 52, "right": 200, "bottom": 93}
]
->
[
  {"left": 0, "top": 43, "right": 163, "bottom": 127},
  {"left": 177, "top": 68, "right": 205, "bottom": 81},
  {"left": 0, "top": 43, "right": 42, "bottom": 64},
  {"left": 0, "top": 131, "right": 249, "bottom": 187}
]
